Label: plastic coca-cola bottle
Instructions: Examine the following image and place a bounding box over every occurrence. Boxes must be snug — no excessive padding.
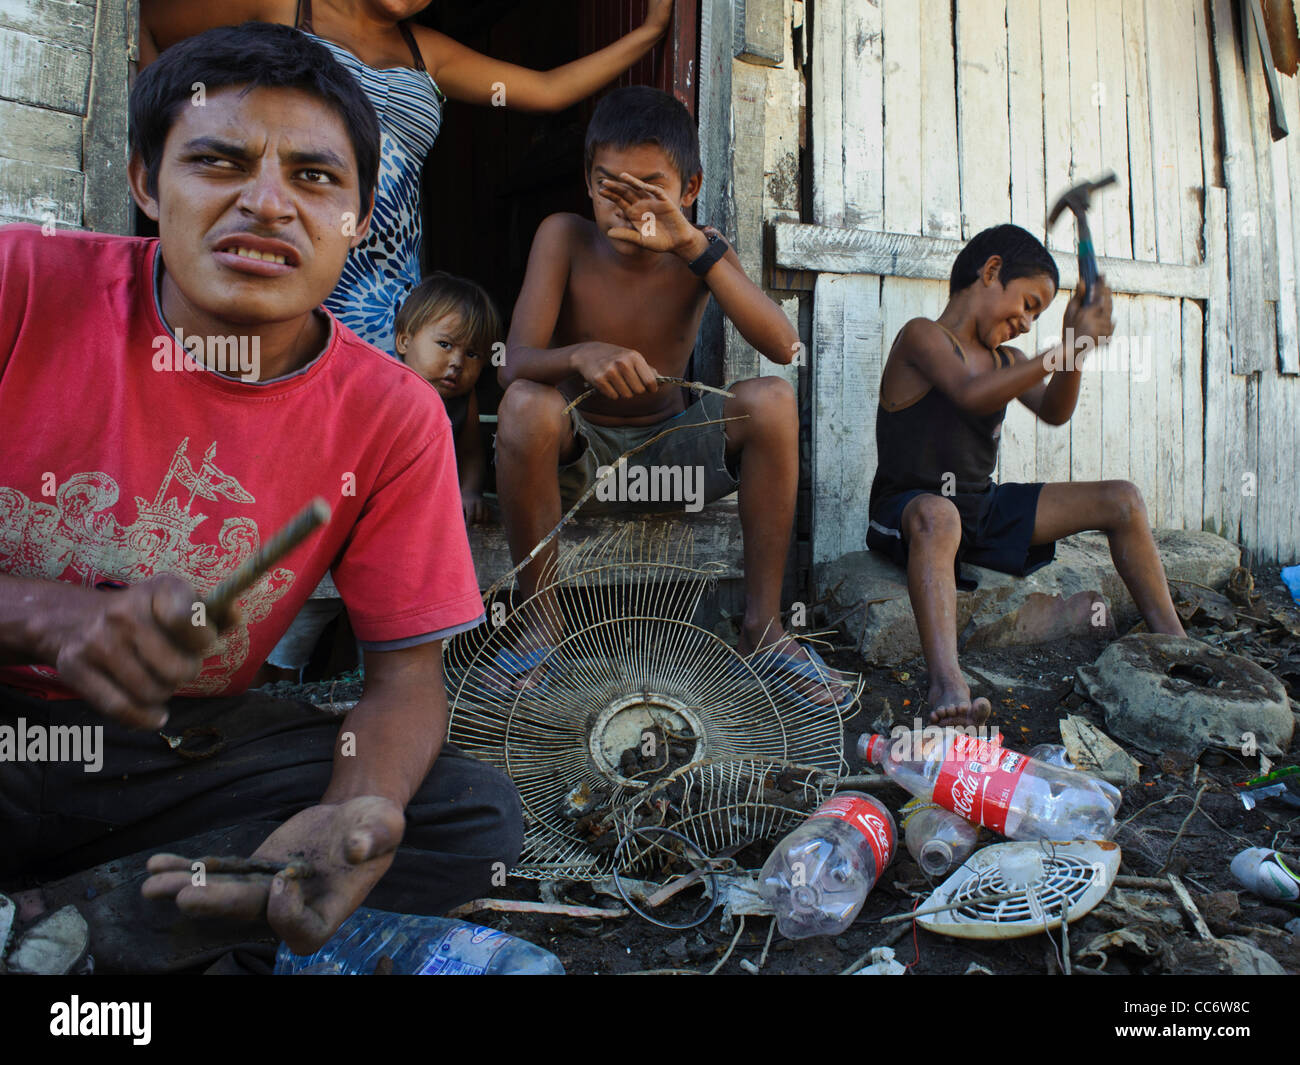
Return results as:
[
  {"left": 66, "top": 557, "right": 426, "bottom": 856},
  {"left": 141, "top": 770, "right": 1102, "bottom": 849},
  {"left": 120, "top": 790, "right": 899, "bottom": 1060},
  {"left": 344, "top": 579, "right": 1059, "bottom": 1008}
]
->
[
  {"left": 759, "top": 792, "right": 896, "bottom": 939},
  {"left": 900, "top": 797, "right": 978, "bottom": 878},
  {"left": 858, "top": 729, "right": 1116, "bottom": 842}
]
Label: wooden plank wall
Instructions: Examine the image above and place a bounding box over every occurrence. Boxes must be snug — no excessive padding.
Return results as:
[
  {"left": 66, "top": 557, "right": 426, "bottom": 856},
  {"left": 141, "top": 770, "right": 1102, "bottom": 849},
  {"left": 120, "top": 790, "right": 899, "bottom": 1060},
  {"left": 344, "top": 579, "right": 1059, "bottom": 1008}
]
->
[
  {"left": 808, "top": 0, "right": 1300, "bottom": 566},
  {"left": 0, "top": 0, "right": 135, "bottom": 232}
]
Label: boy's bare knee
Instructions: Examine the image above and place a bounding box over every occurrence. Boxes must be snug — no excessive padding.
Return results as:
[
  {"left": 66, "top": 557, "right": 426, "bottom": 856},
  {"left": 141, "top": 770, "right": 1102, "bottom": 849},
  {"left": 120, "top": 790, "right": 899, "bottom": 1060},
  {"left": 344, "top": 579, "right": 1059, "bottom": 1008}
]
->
[
  {"left": 497, "top": 380, "right": 568, "bottom": 447},
  {"left": 1104, "top": 479, "right": 1147, "bottom": 527},
  {"left": 729, "top": 375, "right": 796, "bottom": 420},
  {"left": 902, "top": 494, "right": 962, "bottom": 544}
]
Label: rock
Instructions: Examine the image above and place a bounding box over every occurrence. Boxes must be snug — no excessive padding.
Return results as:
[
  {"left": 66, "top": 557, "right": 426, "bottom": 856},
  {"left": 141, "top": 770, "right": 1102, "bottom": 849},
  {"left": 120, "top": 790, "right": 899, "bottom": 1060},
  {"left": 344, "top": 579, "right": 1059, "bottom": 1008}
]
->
[
  {"left": 819, "top": 530, "right": 1240, "bottom": 664},
  {"left": 1076, "top": 634, "right": 1294, "bottom": 757},
  {"left": 662, "top": 935, "right": 688, "bottom": 959},
  {"left": 6, "top": 905, "right": 89, "bottom": 975}
]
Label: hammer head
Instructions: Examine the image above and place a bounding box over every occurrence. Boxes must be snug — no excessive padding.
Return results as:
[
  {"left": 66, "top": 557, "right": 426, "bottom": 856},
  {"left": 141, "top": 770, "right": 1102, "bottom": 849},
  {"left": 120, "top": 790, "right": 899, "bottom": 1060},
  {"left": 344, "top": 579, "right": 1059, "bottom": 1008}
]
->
[{"left": 1048, "top": 171, "right": 1118, "bottom": 227}]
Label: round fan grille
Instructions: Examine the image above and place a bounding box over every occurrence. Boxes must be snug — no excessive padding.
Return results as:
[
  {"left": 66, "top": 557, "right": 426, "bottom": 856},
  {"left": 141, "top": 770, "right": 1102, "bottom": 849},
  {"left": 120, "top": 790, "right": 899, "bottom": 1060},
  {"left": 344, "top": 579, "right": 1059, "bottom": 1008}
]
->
[{"left": 446, "top": 523, "right": 853, "bottom": 879}]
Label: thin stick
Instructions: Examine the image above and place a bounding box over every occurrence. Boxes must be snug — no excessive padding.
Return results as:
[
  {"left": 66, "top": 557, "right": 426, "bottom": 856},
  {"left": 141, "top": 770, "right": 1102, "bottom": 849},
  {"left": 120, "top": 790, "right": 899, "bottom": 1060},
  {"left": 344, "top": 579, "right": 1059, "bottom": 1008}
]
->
[
  {"left": 561, "top": 376, "right": 734, "bottom": 417},
  {"left": 707, "top": 915, "right": 745, "bottom": 975},
  {"left": 447, "top": 899, "right": 627, "bottom": 920},
  {"left": 880, "top": 890, "right": 1023, "bottom": 923},
  {"left": 1114, "top": 875, "right": 1178, "bottom": 890},
  {"left": 1167, "top": 874, "right": 1214, "bottom": 941},
  {"left": 204, "top": 498, "right": 330, "bottom": 623},
  {"left": 197, "top": 855, "right": 314, "bottom": 879},
  {"left": 1160, "top": 782, "right": 1208, "bottom": 873},
  {"left": 757, "top": 918, "right": 776, "bottom": 969},
  {"left": 1167, "top": 577, "right": 1225, "bottom": 595}
]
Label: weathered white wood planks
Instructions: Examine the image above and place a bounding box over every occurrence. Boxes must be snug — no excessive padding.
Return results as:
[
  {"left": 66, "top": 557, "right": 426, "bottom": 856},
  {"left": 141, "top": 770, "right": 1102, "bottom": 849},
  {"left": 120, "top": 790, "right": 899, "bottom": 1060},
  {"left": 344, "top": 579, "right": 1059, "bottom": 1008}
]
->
[{"left": 812, "top": 274, "right": 883, "bottom": 564}]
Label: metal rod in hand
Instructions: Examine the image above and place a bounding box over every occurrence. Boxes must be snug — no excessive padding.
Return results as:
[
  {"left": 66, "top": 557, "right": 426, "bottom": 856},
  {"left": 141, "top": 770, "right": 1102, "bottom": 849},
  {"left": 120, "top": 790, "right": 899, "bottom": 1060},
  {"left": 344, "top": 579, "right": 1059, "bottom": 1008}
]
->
[{"left": 203, "top": 498, "right": 331, "bottom": 624}]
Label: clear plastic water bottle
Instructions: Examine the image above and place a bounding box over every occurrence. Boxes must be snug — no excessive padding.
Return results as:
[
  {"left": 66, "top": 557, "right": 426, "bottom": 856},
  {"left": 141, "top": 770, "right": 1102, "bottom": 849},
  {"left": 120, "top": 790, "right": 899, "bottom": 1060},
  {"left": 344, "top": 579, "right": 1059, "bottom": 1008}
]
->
[
  {"left": 273, "top": 907, "right": 565, "bottom": 974},
  {"left": 1229, "top": 847, "right": 1300, "bottom": 902},
  {"left": 759, "top": 792, "right": 896, "bottom": 940},
  {"left": 900, "top": 797, "right": 978, "bottom": 878},
  {"left": 1026, "top": 743, "right": 1123, "bottom": 816},
  {"left": 859, "top": 729, "right": 1116, "bottom": 842}
]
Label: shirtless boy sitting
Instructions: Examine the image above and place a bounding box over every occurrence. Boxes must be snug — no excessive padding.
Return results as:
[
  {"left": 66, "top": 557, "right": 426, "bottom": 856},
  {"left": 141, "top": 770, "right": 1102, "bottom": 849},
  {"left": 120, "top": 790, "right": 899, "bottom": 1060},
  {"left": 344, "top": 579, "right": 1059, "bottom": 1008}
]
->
[
  {"left": 495, "top": 86, "right": 849, "bottom": 703},
  {"left": 867, "top": 224, "right": 1186, "bottom": 725}
]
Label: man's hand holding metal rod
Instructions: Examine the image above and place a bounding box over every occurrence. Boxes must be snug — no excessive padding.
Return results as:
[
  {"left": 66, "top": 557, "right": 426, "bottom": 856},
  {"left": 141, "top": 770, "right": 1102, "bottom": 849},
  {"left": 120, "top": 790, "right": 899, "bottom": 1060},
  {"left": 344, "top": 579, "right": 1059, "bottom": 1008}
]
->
[{"left": 0, "top": 499, "right": 330, "bottom": 731}]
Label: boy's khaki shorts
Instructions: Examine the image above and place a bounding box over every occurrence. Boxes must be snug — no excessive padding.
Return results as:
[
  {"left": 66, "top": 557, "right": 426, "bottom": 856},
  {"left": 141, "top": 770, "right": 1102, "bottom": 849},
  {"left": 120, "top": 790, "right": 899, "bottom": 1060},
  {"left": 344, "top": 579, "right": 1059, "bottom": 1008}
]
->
[{"left": 557, "top": 389, "right": 740, "bottom": 515}]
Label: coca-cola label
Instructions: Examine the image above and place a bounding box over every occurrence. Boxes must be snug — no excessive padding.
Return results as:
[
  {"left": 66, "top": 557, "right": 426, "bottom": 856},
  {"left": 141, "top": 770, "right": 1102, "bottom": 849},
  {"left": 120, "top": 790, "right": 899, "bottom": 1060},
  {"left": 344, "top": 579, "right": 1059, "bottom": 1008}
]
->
[
  {"left": 809, "top": 795, "right": 895, "bottom": 871},
  {"left": 932, "top": 734, "right": 1029, "bottom": 834}
]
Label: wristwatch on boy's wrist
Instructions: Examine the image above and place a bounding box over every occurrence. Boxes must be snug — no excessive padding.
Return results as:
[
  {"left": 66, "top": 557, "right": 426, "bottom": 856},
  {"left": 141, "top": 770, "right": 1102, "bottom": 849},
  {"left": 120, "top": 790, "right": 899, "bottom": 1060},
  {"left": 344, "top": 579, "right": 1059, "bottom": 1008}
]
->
[{"left": 687, "top": 231, "right": 729, "bottom": 277}]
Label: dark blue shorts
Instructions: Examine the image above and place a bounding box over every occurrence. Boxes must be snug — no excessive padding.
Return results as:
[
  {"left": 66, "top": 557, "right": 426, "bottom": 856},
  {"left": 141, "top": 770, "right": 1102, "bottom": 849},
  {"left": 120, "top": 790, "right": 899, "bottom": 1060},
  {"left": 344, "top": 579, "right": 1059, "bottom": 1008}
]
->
[{"left": 866, "top": 482, "right": 1057, "bottom": 590}]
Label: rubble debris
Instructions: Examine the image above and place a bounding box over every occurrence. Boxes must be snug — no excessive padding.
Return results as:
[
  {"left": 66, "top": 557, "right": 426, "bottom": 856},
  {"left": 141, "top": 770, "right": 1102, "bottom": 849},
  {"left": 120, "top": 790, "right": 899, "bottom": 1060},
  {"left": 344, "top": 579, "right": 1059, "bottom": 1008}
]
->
[
  {"left": 1075, "top": 634, "right": 1294, "bottom": 758},
  {"left": 1058, "top": 715, "right": 1142, "bottom": 787},
  {"left": 1176, "top": 937, "right": 1286, "bottom": 976},
  {"left": 849, "top": 946, "right": 906, "bottom": 975}
]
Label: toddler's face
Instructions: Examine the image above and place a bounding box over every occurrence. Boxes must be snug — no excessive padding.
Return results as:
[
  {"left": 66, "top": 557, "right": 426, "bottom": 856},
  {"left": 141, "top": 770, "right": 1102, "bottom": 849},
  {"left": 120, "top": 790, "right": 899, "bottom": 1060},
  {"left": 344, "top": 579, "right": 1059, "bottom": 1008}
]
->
[{"left": 397, "top": 312, "right": 484, "bottom": 399}]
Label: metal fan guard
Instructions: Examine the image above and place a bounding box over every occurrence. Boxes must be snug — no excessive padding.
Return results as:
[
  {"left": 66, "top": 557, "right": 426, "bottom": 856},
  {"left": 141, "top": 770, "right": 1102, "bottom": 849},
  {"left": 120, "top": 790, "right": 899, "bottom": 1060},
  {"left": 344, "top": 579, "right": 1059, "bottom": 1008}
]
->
[{"left": 445, "top": 523, "right": 854, "bottom": 879}]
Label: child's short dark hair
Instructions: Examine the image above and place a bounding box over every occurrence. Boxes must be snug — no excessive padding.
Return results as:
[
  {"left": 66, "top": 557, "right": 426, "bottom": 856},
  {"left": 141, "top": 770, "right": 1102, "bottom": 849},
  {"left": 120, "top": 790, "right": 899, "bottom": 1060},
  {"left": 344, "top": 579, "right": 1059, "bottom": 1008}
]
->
[
  {"left": 949, "top": 224, "right": 1059, "bottom": 297},
  {"left": 584, "top": 86, "right": 702, "bottom": 186},
  {"left": 395, "top": 273, "right": 503, "bottom": 359},
  {"left": 130, "top": 22, "right": 381, "bottom": 215}
]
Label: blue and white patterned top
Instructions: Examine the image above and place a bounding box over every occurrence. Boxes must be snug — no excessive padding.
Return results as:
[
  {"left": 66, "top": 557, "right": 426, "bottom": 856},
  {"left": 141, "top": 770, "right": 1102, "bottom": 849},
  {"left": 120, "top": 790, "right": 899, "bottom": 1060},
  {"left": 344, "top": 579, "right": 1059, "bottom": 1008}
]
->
[{"left": 302, "top": 32, "right": 443, "bottom": 356}]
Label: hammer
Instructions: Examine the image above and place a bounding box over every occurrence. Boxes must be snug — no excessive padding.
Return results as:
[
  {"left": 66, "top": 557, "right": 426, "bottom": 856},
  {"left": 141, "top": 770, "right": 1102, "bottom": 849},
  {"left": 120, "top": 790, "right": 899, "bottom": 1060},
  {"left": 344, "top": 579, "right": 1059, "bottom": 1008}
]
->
[{"left": 1048, "top": 172, "right": 1117, "bottom": 305}]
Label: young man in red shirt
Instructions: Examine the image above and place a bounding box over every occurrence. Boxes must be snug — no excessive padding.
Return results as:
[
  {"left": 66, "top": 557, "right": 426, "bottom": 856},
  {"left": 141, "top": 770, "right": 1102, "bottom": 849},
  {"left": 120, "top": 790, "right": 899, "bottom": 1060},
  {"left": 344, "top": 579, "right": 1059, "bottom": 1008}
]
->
[{"left": 0, "top": 23, "right": 520, "bottom": 972}]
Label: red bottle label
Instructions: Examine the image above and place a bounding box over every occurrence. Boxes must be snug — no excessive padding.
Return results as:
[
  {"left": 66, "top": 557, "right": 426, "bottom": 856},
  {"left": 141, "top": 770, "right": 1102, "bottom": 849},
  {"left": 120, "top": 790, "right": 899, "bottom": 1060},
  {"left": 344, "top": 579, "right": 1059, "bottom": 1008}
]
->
[
  {"left": 932, "top": 733, "right": 1029, "bottom": 834},
  {"left": 810, "top": 795, "right": 895, "bottom": 872}
]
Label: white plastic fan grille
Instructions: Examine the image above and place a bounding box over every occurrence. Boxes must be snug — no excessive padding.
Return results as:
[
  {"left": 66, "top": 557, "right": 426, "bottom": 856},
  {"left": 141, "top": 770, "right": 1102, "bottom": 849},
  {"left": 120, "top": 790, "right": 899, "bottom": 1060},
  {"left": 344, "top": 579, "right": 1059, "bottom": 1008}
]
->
[
  {"left": 445, "top": 523, "right": 853, "bottom": 879},
  {"left": 917, "top": 840, "right": 1121, "bottom": 939},
  {"left": 948, "top": 853, "right": 1101, "bottom": 922}
]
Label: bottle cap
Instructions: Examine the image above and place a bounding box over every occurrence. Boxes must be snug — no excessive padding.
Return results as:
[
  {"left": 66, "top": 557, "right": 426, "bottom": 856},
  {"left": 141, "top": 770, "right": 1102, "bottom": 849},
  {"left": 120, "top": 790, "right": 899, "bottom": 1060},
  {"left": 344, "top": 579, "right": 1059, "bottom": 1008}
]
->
[{"left": 861, "top": 734, "right": 885, "bottom": 764}]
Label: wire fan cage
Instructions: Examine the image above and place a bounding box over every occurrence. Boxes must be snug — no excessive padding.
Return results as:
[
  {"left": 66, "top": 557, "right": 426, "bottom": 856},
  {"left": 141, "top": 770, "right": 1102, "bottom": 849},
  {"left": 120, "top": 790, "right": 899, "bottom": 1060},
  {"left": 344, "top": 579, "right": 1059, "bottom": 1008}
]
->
[
  {"left": 608, "top": 758, "right": 836, "bottom": 874},
  {"left": 446, "top": 523, "right": 852, "bottom": 879}
]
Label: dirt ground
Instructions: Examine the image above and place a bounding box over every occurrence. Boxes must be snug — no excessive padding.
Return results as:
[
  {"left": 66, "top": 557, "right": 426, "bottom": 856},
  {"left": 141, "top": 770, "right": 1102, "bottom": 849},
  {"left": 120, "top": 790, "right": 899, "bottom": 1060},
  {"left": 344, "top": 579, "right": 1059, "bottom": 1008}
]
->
[
  {"left": 419, "top": 563, "right": 1300, "bottom": 976},
  {"left": 246, "top": 563, "right": 1300, "bottom": 976}
]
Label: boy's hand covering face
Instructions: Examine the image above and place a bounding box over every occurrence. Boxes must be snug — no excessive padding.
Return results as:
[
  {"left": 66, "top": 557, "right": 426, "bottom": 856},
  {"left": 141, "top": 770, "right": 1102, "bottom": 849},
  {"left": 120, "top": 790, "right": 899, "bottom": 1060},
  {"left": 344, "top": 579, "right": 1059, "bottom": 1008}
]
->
[{"left": 599, "top": 172, "right": 698, "bottom": 254}]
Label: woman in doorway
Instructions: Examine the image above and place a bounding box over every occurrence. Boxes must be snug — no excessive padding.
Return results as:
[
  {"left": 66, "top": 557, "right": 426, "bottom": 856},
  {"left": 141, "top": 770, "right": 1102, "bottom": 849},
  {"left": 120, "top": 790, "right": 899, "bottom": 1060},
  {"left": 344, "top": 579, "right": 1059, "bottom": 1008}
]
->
[{"left": 142, "top": 0, "right": 674, "bottom": 354}]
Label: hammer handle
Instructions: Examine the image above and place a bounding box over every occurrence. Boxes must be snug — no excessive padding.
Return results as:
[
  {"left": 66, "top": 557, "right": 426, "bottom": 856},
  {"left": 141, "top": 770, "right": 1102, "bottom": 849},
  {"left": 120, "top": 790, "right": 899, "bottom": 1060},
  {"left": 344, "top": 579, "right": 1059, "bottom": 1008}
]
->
[{"left": 1078, "top": 236, "right": 1100, "bottom": 305}]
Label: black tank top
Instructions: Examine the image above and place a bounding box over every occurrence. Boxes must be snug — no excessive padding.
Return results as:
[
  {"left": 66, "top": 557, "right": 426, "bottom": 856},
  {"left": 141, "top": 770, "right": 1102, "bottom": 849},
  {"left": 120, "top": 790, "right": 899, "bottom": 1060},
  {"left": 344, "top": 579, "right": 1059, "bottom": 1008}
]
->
[{"left": 869, "top": 323, "right": 1010, "bottom": 512}]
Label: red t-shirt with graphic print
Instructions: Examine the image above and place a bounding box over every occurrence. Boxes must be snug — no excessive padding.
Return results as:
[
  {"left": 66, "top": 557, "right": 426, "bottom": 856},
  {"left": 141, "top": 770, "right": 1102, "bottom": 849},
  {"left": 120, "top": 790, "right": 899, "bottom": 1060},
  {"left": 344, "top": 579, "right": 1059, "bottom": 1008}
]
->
[{"left": 0, "top": 225, "right": 483, "bottom": 699}]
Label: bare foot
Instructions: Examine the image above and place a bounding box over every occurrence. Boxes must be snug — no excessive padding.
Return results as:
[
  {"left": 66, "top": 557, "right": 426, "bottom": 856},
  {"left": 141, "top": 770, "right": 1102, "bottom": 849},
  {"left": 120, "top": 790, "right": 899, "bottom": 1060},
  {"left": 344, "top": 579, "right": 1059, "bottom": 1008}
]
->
[
  {"left": 738, "top": 621, "right": 856, "bottom": 707},
  {"left": 927, "top": 674, "right": 992, "bottom": 727}
]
